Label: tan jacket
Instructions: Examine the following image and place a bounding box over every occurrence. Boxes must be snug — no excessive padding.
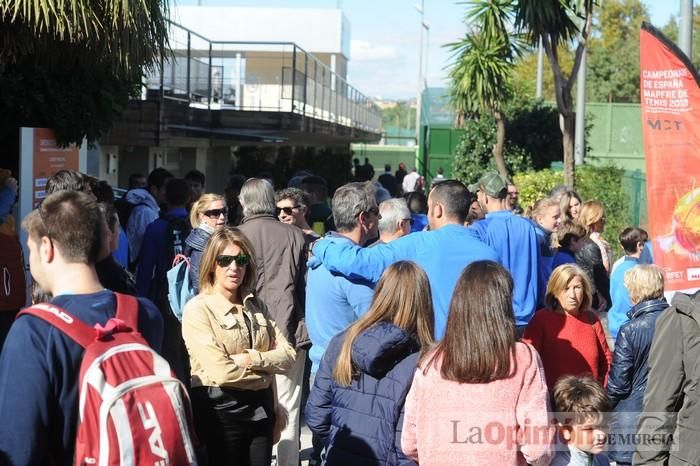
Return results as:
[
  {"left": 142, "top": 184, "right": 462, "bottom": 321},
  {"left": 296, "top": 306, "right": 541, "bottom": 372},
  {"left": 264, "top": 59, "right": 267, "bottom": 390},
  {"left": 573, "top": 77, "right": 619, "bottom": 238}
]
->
[{"left": 182, "top": 290, "right": 296, "bottom": 391}]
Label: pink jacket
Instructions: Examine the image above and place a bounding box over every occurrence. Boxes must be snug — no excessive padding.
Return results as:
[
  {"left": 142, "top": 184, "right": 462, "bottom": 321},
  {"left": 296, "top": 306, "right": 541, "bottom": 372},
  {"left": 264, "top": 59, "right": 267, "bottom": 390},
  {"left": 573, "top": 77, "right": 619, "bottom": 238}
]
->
[{"left": 401, "top": 342, "right": 555, "bottom": 466}]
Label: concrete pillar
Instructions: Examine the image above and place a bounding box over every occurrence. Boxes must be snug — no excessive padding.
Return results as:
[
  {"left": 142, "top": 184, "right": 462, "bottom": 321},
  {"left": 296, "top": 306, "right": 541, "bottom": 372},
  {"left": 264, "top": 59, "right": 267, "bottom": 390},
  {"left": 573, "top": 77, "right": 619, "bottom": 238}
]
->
[
  {"left": 99, "top": 145, "right": 120, "bottom": 187},
  {"left": 149, "top": 147, "right": 167, "bottom": 171}
]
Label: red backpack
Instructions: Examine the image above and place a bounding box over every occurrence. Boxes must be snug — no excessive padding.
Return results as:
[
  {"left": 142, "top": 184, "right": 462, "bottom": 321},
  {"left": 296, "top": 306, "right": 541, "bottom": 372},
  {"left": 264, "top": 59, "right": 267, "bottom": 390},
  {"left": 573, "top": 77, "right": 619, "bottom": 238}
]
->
[{"left": 18, "top": 293, "right": 197, "bottom": 466}]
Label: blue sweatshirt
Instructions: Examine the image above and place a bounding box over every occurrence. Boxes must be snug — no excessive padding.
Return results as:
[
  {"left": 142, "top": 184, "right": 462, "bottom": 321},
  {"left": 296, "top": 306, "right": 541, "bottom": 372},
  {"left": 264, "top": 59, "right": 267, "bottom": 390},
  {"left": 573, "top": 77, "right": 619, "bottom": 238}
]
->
[
  {"left": 306, "top": 234, "right": 375, "bottom": 373},
  {"left": 469, "top": 210, "right": 540, "bottom": 325},
  {"left": 608, "top": 256, "right": 639, "bottom": 339},
  {"left": 136, "top": 208, "right": 189, "bottom": 299},
  {"left": 0, "top": 290, "right": 163, "bottom": 465},
  {"left": 312, "top": 224, "right": 498, "bottom": 340}
]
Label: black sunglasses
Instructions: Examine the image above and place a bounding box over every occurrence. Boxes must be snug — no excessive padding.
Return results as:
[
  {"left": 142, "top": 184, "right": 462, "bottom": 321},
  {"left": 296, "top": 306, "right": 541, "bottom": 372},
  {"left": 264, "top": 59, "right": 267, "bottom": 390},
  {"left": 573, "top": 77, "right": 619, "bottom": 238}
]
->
[
  {"left": 215, "top": 254, "right": 250, "bottom": 268},
  {"left": 276, "top": 205, "right": 300, "bottom": 216},
  {"left": 204, "top": 208, "right": 228, "bottom": 218}
]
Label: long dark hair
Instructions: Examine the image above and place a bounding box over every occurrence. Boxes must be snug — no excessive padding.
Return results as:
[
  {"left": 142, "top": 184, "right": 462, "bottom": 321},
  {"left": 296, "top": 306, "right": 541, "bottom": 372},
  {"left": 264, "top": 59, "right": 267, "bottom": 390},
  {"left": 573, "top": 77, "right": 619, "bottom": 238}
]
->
[{"left": 423, "top": 260, "right": 517, "bottom": 383}]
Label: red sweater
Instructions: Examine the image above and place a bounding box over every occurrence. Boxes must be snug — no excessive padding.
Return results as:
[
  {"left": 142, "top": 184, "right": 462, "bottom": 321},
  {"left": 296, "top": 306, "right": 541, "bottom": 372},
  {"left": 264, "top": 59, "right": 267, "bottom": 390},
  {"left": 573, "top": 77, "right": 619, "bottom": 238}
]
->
[{"left": 522, "top": 308, "right": 612, "bottom": 390}]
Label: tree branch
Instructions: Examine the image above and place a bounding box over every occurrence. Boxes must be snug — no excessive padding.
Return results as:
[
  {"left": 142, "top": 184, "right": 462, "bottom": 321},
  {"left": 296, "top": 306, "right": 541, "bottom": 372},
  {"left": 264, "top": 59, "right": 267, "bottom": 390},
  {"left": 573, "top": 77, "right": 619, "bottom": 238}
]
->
[
  {"left": 543, "top": 34, "right": 567, "bottom": 114},
  {"left": 566, "top": 4, "right": 594, "bottom": 90}
]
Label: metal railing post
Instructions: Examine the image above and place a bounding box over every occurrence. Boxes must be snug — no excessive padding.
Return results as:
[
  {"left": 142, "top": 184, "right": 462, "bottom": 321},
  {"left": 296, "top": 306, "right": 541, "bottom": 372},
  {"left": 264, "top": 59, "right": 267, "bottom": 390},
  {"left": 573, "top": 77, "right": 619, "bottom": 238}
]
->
[
  {"left": 207, "top": 42, "right": 213, "bottom": 108},
  {"left": 186, "top": 32, "right": 191, "bottom": 100},
  {"left": 303, "top": 53, "right": 308, "bottom": 116},
  {"left": 291, "top": 45, "right": 297, "bottom": 112}
]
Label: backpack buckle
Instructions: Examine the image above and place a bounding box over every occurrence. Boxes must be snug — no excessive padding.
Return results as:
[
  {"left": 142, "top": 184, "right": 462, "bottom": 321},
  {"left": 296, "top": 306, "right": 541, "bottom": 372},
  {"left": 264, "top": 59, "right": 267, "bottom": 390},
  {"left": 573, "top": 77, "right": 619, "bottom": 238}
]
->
[{"left": 94, "top": 318, "right": 129, "bottom": 340}]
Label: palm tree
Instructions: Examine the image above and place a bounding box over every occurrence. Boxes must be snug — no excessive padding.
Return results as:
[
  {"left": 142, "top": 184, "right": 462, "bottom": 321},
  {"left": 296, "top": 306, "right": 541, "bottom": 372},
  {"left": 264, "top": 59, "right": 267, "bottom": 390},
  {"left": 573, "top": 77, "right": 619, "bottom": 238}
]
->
[
  {"left": 515, "top": 0, "right": 595, "bottom": 188},
  {"left": 0, "top": 0, "right": 169, "bottom": 144},
  {"left": 447, "top": 0, "right": 521, "bottom": 178}
]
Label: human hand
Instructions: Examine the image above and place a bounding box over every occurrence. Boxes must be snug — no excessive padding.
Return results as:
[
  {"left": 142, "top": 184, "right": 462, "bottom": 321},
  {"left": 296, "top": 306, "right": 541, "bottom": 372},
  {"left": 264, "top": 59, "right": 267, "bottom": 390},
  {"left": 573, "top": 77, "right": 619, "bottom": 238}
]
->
[
  {"left": 231, "top": 352, "right": 253, "bottom": 368},
  {"left": 272, "top": 404, "right": 289, "bottom": 445}
]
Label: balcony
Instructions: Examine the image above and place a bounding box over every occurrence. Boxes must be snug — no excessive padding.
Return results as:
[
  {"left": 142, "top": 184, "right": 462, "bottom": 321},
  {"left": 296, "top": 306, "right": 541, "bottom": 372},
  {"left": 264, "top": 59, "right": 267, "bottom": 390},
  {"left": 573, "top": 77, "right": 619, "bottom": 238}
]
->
[{"left": 110, "top": 20, "right": 380, "bottom": 146}]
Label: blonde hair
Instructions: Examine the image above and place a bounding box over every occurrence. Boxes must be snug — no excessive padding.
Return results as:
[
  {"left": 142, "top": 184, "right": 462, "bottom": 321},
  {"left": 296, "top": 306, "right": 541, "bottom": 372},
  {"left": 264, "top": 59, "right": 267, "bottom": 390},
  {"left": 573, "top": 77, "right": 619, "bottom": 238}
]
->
[
  {"left": 189, "top": 193, "right": 225, "bottom": 227},
  {"left": 529, "top": 197, "right": 560, "bottom": 221},
  {"left": 624, "top": 265, "right": 664, "bottom": 305},
  {"left": 199, "top": 227, "right": 257, "bottom": 294},
  {"left": 578, "top": 200, "right": 605, "bottom": 235},
  {"left": 333, "top": 261, "right": 435, "bottom": 386},
  {"left": 545, "top": 264, "right": 593, "bottom": 314}
]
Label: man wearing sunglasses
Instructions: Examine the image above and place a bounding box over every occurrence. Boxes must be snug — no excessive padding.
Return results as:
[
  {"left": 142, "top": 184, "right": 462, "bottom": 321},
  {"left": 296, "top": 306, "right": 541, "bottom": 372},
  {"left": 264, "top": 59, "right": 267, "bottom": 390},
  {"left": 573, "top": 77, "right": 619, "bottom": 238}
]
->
[{"left": 238, "top": 178, "right": 308, "bottom": 466}]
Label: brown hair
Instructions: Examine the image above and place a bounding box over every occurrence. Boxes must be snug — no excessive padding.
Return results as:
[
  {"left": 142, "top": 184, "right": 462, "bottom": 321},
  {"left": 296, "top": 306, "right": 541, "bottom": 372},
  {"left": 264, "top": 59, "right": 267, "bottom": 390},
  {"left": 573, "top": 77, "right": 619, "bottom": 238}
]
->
[
  {"left": 545, "top": 264, "right": 593, "bottom": 314},
  {"left": 423, "top": 260, "right": 517, "bottom": 383},
  {"left": 198, "top": 227, "right": 257, "bottom": 294},
  {"left": 22, "top": 191, "right": 103, "bottom": 264},
  {"left": 190, "top": 193, "right": 225, "bottom": 226},
  {"left": 578, "top": 200, "right": 606, "bottom": 235},
  {"left": 553, "top": 375, "right": 611, "bottom": 426},
  {"left": 333, "top": 261, "right": 435, "bottom": 386},
  {"left": 559, "top": 190, "right": 582, "bottom": 221},
  {"left": 556, "top": 220, "right": 586, "bottom": 249},
  {"left": 619, "top": 227, "right": 648, "bottom": 254}
]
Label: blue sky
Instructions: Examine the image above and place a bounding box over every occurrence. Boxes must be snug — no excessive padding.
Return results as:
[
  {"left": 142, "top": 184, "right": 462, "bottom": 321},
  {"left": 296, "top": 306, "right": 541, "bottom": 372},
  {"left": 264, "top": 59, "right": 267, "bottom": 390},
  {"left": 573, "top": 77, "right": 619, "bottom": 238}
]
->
[{"left": 173, "top": 0, "right": 681, "bottom": 99}]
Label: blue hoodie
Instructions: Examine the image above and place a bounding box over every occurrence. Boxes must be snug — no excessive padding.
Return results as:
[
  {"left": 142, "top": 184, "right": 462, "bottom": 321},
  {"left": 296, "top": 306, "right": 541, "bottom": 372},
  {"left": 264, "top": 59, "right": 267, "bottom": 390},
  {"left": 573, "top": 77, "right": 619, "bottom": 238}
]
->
[
  {"left": 469, "top": 210, "right": 540, "bottom": 325},
  {"left": 124, "top": 188, "right": 160, "bottom": 265},
  {"left": 312, "top": 224, "right": 498, "bottom": 340},
  {"left": 306, "top": 233, "right": 375, "bottom": 373}
]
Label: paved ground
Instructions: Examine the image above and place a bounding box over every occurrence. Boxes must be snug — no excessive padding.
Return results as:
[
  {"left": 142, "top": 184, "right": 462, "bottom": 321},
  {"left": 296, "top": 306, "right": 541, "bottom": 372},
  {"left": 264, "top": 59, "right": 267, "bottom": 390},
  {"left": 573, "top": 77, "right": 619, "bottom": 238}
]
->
[{"left": 272, "top": 422, "right": 314, "bottom": 466}]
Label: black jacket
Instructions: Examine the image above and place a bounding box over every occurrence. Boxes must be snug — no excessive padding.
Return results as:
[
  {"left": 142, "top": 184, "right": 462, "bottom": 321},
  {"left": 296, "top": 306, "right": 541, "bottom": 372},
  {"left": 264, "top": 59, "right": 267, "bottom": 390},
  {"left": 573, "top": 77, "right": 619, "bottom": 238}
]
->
[
  {"left": 607, "top": 298, "right": 667, "bottom": 464},
  {"left": 575, "top": 239, "right": 611, "bottom": 310}
]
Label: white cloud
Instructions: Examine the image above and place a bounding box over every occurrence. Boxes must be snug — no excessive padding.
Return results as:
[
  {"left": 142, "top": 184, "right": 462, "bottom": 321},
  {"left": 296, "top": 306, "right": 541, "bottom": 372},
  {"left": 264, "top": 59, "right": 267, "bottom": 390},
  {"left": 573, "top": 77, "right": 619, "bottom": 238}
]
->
[{"left": 350, "top": 39, "right": 399, "bottom": 62}]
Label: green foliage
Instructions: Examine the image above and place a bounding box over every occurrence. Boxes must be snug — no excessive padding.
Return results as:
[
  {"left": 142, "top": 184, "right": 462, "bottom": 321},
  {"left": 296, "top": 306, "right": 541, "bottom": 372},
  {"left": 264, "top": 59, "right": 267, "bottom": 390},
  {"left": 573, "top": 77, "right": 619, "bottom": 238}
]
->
[
  {"left": 586, "top": 0, "right": 648, "bottom": 103},
  {"left": 660, "top": 4, "right": 700, "bottom": 70},
  {"left": 1, "top": 0, "right": 168, "bottom": 145},
  {"left": 514, "top": 164, "right": 630, "bottom": 257},
  {"left": 451, "top": 114, "right": 533, "bottom": 184},
  {"left": 451, "top": 97, "right": 562, "bottom": 184},
  {"left": 381, "top": 102, "right": 415, "bottom": 131}
]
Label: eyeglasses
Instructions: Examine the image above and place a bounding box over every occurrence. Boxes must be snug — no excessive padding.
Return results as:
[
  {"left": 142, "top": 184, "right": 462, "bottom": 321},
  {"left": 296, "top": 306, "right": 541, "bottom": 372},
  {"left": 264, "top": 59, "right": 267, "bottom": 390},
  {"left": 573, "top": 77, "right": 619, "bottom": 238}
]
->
[
  {"left": 508, "top": 191, "right": 519, "bottom": 197},
  {"left": 403, "top": 218, "right": 415, "bottom": 226},
  {"left": 276, "top": 205, "right": 300, "bottom": 216},
  {"left": 215, "top": 253, "right": 250, "bottom": 268},
  {"left": 204, "top": 208, "right": 228, "bottom": 218}
]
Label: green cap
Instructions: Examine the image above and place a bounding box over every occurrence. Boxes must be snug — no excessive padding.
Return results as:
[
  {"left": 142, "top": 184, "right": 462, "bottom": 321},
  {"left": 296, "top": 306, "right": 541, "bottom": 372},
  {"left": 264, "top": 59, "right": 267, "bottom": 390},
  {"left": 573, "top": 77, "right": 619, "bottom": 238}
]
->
[
  {"left": 476, "top": 172, "right": 508, "bottom": 199},
  {"left": 467, "top": 182, "right": 480, "bottom": 193}
]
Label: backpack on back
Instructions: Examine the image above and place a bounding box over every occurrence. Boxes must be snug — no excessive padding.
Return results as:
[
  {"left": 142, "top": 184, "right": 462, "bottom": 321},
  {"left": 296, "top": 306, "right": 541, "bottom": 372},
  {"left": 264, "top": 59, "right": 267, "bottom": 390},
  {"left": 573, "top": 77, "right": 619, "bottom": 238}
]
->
[
  {"left": 18, "top": 293, "right": 197, "bottom": 466},
  {"left": 0, "top": 228, "right": 26, "bottom": 312},
  {"left": 167, "top": 254, "right": 196, "bottom": 321}
]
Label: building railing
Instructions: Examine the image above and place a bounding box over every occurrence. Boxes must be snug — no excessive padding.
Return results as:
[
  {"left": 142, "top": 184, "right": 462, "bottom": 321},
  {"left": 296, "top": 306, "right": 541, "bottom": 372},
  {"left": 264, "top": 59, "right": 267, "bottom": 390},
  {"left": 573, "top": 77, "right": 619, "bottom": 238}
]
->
[{"left": 145, "top": 20, "right": 383, "bottom": 134}]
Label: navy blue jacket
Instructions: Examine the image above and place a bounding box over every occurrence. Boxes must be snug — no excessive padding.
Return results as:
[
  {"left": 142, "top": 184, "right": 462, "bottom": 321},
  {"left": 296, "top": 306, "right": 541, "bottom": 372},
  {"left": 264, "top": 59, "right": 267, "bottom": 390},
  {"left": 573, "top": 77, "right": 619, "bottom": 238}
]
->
[
  {"left": 0, "top": 291, "right": 163, "bottom": 465},
  {"left": 184, "top": 226, "right": 212, "bottom": 294},
  {"left": 305, "top": 322, "right": 420, "bottom": 466},
  {"left": 607, "top": 298, "right": 667, "bottom": 464}
]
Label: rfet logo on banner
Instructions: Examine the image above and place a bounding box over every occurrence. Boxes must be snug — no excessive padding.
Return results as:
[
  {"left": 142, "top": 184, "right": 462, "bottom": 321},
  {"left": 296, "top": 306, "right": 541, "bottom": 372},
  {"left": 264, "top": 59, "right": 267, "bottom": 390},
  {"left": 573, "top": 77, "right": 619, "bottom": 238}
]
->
[{"left": 640, "top": 22, "right": 700, "bottom": 293}]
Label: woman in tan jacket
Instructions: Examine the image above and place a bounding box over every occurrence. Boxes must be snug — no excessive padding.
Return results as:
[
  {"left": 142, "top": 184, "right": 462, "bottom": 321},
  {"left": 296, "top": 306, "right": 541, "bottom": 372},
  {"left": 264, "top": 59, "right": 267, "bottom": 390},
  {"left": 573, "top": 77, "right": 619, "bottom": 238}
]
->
[{"left": 182, "top": 227, "right": 296, "bottom": 466}]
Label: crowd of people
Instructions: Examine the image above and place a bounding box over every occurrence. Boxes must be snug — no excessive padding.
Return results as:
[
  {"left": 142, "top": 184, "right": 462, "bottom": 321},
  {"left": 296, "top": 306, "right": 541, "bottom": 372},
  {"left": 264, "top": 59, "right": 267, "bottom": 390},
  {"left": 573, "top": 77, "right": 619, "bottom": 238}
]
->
[{"left": 0, "top": 162, "right": 697, "bottom": 466}]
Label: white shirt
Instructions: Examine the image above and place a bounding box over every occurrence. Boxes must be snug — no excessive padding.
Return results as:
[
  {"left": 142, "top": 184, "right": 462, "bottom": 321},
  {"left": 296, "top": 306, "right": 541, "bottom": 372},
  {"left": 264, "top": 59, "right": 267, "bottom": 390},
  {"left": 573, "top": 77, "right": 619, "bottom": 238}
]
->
[{"left": 402, "top": 172, "right": 420, "bottom": 193}]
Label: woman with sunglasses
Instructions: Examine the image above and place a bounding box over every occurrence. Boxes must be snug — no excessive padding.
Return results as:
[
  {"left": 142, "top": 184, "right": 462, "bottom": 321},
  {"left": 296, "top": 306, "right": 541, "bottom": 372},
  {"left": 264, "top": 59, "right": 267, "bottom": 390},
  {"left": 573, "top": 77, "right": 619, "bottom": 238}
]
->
[
  {"left": 182, "top": 228, "right": 296, "bottom": 466},
  {"left": 185, "top": 194, "right": 228, "bottom": 294}
]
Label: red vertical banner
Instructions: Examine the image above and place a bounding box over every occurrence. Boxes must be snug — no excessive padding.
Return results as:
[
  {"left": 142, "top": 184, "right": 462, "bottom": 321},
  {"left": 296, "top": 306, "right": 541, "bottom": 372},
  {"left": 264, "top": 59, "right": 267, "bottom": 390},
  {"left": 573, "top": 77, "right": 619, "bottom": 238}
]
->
[
  {"left": 640, "top": 23, "right": 700, "bottom": 293},
  {"left": 32, "top": 128, "right": 80, "bottom": 207}
]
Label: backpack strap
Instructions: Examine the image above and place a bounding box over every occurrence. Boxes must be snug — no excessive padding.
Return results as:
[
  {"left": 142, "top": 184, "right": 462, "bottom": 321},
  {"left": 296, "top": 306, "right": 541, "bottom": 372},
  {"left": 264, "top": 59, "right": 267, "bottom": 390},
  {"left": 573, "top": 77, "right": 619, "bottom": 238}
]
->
[
  {"left": 17, "top": 304, "right": 95, "bottom": 349},
  {"left": 114, "top": 292, "right": 139, "bottom": 332}
]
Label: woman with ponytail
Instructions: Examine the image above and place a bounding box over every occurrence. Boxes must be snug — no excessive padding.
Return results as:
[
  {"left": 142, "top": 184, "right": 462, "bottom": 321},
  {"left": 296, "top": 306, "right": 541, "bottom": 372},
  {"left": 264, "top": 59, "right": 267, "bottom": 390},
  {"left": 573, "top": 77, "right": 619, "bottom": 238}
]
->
[{"left": 305, "top": 261, "right": 435, "bottom": 466}]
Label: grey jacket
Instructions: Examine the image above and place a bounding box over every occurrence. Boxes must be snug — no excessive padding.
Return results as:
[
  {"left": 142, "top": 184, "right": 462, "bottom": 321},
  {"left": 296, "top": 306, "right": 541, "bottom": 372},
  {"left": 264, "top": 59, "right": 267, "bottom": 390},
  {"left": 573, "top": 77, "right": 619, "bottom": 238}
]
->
[
  {"left": 634, "top": 290, "right": 700, "bottom": 466},
  {"left": 238, "top": 214, "right": 309, "bottom": 349}
]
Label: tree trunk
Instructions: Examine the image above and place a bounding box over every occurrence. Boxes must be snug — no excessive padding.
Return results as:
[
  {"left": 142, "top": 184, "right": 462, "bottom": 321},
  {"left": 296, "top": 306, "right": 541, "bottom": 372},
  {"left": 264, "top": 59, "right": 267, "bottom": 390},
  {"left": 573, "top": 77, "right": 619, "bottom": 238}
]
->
[
  {"left": 493, "top": 110, "right": 508, "bottom": 178},
  {"left": 562, "top": 112, "right": 575, "bottom": 188}
]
